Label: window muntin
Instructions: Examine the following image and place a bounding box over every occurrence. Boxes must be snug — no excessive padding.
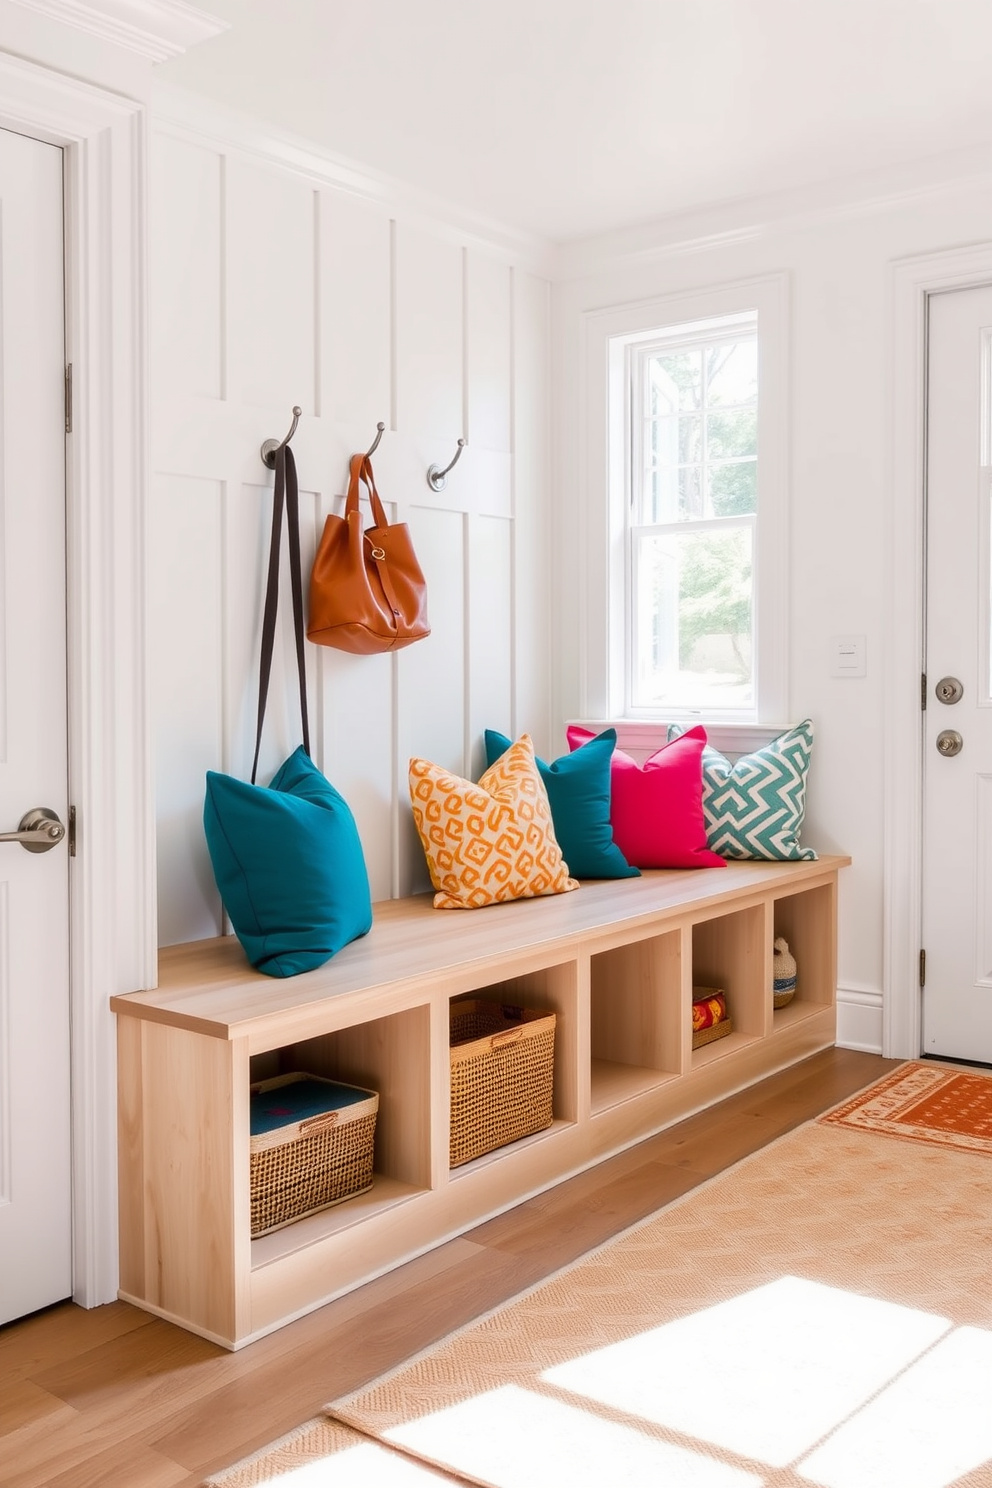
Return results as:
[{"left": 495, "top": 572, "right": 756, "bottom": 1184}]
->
[{"left": 628, "top": 316, "right": 758, "bottom": 714}]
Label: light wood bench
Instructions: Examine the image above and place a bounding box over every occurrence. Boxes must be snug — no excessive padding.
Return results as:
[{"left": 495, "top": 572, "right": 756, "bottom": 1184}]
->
[{"left": 112, "top": 854, "right": 847, "bottom": 1349}]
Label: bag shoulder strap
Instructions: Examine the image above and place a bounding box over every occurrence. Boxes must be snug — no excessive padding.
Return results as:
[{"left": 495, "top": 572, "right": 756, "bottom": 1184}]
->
[
  {"left": 345, "top": 452, "right": 389, "bottom": 529},
  {"left": 251, "top": 445, "right": 310, "bottom": 785}
]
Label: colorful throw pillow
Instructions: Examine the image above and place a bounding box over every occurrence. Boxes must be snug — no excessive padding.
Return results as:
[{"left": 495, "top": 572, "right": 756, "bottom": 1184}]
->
[
  {"left": 484, "top": 728, "right": 638, "bottom": 881},
  {"left": 566, "top": 724, "right": 725, "bottom": 871},
  {"left": 668, "top": 719, "right": 817, "bottom": 861},
  {"left": 410, "top": 734, "right": 579, "bottom": 909}
]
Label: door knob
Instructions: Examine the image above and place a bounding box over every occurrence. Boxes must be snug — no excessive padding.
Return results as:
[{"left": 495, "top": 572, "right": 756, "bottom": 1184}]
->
[
  {"left": 0, "top": 807, "right": 66, "bottom": 852},
  {"left": 935, "top": 676, "right": 964, "bottom": 704},
  {"left": 936, "top": 730, "right": 964, "bottom": 758}
]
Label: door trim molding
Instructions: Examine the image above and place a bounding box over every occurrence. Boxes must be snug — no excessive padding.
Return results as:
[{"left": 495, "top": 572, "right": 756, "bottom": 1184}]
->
[
  {"left": 887, "top": 243, "right": 992, "bottom": 1058},
  {"left": 0, "top": 51, "right": 155, "bottom": 1306}
]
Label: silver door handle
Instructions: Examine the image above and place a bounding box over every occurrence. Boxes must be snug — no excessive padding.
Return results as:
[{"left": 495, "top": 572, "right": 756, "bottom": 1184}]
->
[
  {"left": 936, "top": 730, "right": 964, "bottom": 758},
  {"left": 0, "top": 807, "right": 66, "bottom": 852}
]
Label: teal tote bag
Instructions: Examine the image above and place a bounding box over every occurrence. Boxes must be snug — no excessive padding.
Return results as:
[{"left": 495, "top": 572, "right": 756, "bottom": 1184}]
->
[{"left": 203, "top": 445, "right": 373, "bottom": 977}]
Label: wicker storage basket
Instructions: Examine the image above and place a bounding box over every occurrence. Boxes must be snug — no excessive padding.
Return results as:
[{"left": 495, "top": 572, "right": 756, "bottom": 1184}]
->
[
  {"left": 691, "top": 985, "right": 732, "bottom": 1051},
  {"left": 692, "top": 1017, "right": 733, "bottom": 1049},
  {"left": 449, "top": 1000, "right": 556, "bottom": 1168},
  {"left": 249, "top": 1072, "right": 378, "bottom": 1238}
]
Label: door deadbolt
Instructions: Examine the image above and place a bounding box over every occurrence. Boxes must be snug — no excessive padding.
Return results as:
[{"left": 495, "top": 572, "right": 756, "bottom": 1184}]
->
[
  {"left": 935, "top": 676, "right": 964, "bottom": 704},
  {"left": 936, "top": 730, "right": 964, "bottom": 758},
  {"left": 0, "top": 807, "right": 66, "bottom": 852}
]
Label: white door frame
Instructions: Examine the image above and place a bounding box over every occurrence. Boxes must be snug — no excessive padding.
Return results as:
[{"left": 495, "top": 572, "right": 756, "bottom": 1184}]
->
[
  {"left": 0, "top": 52, "right": 155, "bottom": 1306},
  {"left": 886, "top": 243, "right": 992, "bottom": 1060}
]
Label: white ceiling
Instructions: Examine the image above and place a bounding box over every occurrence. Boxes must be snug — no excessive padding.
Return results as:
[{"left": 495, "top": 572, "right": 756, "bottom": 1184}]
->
[{"left": 157, "top": 0, "right": 992, "bottom": 244}]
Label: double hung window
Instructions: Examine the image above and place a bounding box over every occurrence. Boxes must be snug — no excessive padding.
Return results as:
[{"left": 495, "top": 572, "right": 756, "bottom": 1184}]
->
[
  {"left": 629, "top": 313, "right": 757, "bottom": 714},
  {"left": 590, "top": 279, "right": 786, "bottom": 727}
]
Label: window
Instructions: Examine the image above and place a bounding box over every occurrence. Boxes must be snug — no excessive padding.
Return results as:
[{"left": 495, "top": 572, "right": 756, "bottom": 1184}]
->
[
  {"left": 583, "top": 277, "right": 787, "bottom": 726},
  {"left": 628, "top": 313, "right": 758, "bottom": 713}
]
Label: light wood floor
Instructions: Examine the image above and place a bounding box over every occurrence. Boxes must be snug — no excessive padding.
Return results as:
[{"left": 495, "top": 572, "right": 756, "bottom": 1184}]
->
[{"left": 0, "top": 1047, "right": 899, "bottom": 1488}]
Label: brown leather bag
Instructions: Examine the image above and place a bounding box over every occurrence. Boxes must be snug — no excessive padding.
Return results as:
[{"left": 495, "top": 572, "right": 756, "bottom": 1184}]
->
[{"left": 307, "top": 453, "right": 430, "bottom": 653}]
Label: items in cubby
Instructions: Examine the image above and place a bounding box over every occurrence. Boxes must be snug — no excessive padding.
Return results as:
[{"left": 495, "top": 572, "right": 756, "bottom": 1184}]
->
[
  {"left": 773, "top": 937, "right": 797, "bottom": 1008},
  {"left": 692, "top": 985, "right": 733, "bottom": 1050},
  {"left": 249, "top": 1072, "right": 379, "bottom": 1237},
  {"left": 449, "top": 1000, "right": 556, "bottom": 1167}
]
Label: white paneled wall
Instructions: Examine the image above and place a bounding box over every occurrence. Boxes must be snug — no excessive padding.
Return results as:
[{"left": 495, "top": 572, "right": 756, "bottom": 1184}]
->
[{"left": 149, "top": 125, "right": 552, "bottom": 945}]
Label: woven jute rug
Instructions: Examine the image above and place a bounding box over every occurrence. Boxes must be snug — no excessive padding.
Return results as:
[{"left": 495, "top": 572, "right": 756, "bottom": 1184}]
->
[
  {"left": 209, "top": 1063, "right": 992, "bottom": 1487},
  {"left": 203, "top": 1414, "right": 470, "bottom": 1485}
]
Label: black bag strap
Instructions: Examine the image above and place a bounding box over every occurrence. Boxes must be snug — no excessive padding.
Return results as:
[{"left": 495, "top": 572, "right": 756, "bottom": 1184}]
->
[{"left": 251, "top": 444, "right": 310, "bottom": 785}]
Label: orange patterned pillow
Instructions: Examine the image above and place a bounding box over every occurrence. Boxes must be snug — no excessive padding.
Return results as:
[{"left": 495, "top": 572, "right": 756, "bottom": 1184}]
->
[{"left": 409, "top": 735, "right": 579, "bottom": 910}]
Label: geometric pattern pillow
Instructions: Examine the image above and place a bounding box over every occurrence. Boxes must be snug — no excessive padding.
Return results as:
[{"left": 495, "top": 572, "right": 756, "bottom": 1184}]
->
[
  {"left": 669, "top": 719, "right": 817, "bottom": 861},
  {"left": 409, "top": 734, "right": 579, "bottom": 909}
]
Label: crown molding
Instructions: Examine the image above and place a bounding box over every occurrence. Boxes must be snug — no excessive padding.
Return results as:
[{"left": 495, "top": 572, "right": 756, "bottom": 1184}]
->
[
  {"left": 553, "top": 140, "right": 992, "bottom": 280},
  {"left": 8, "top": 0, "right": 227, "bottom": 61},
  {"left": 150, "top": 80, "right": 557, "bottom": 275}
]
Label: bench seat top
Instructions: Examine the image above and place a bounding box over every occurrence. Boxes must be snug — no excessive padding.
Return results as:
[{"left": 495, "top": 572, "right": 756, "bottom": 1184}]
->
[{"left": 111, "top": 855, "right": 848, "bottom": 1044}]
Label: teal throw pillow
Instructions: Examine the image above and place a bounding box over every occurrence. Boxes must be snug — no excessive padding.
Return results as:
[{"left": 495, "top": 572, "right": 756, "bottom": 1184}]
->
[
  {"left": 204, "top": 746, "right": 373, "bottom": 977},
  {"left": 484, "top": 728, "right": 639, "bottom": 880},
  {"left": 668, "top": 720, "right": 817, "bottom": 862}
]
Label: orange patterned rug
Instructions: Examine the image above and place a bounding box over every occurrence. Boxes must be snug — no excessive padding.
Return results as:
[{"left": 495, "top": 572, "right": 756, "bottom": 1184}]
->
[{"left": 820, "top": 1059, "right": 992, "bottom": 1154}]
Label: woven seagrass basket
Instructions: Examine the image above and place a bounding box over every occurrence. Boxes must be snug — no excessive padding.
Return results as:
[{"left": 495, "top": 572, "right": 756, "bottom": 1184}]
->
[
  {"left": 249, "top": 1072, "right": 378, "bottom": 1238},
  {"left": 692, "top": 1017, "right": 734, "bottom": 1049},
  {"left": 449, "top": 999, "right": 556, "bottom": 1168},
  {"left": 691, "top": 985, "right": 732, "bottom": 1050}
]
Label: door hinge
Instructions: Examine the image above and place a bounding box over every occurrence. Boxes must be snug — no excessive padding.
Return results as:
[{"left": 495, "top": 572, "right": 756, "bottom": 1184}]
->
[
  {"left": 68, "top": 805, "right": 76, "bottom": 858},
  {"left": 920, "top": 948, "right": 926, "bottom": 987},
  {"left": 921, "top": 672, "right": 927, "bottom": 711},
  {"left": 65, "top": 364, "right": 72, "bottom": 434}
]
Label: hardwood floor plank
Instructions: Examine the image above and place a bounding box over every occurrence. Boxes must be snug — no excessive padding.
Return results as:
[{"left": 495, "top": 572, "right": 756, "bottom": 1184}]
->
[
  {"left": 0, "top": 1300, "right": 152, "bottom": 1384},
  {"left": 0, "top": 1049, "right": 897, "bottom": 1488},
  {"left": 16, "top": 1438, "right": 191, "bottom": 1488},
  {"left": 0, "top": 1380, "right": 72, "bottom": 1435},
  {"left": 32, "top": 1316, "right": 222, "bottom": 1409}
]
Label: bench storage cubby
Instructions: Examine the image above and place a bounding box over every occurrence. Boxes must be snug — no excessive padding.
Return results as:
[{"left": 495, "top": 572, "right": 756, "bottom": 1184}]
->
[{"left": 112, "top": 854, "right": 847, "bottom": 1349}]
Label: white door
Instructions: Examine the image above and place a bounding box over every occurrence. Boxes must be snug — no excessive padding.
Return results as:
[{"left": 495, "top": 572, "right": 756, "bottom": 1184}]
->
[
  {"left": 0, "top": 129, "right": 72, "bottom": 1323},
  {"left": 922, "top": 283, "right": 992, "bottom": 1065}
]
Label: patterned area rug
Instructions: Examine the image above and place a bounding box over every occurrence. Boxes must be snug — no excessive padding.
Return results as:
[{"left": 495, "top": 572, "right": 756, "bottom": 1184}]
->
[
  {"left": 208, "top": 1065, "right": 992, "bottom": 1487},
  {"left": 819, "top": 1059, "right": 992, "bottom": 1154}
]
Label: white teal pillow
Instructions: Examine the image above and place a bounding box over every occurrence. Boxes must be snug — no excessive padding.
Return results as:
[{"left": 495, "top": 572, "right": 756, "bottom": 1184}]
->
[{"left": 668, "top": 720, "right": 817, "bottom": 861}]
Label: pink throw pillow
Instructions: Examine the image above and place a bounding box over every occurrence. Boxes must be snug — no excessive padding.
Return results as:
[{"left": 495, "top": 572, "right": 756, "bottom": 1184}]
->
[{"left": 566, "top": 724, "right": 725, "bottom": 871}]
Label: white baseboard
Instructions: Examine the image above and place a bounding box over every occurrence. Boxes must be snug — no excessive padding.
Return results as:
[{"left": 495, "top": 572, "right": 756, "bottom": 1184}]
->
[{"left": 836, "top": 985, "right": 884, "bottom": 1055}]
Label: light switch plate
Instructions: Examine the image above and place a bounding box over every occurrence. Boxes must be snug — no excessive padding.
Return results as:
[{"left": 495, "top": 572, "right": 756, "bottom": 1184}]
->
[{"left": 831, "top": 634, "right": 866, "bottom": 678}]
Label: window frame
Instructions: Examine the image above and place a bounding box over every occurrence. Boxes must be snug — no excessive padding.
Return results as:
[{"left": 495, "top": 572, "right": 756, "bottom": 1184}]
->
[
  {"left": 627, "top": 312, "right": 759, "bottom": 715},
  {"left": 580, "top": 275, "right": 789, "bottom": 727}
]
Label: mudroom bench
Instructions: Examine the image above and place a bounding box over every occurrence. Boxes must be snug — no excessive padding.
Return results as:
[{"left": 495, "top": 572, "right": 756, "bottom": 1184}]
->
[{"left": 111, "top": 854, "right": 848, "bottom": 1349}]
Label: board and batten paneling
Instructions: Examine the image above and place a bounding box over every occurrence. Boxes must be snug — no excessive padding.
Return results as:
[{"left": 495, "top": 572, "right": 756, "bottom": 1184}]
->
[{"left": 149, "top": 127, "right": 552, "bottom": 944}]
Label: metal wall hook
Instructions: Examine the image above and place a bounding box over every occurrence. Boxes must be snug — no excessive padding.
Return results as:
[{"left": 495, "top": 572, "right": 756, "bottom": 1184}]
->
[
  {"left": 427, "top": 437, "right": 466, "bottom": 492},
  {"left": 260, "top": 406, "right": 302, "bottom": 469},
  {"left": 366, "top": 421, "right": 386, "bottom": 458}
]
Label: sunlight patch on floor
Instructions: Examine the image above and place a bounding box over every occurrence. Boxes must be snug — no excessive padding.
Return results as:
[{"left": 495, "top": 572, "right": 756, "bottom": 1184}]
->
[
  {"left": 384, "top": 1383, "right": 761, "bottom": 1487},
  {"left": 543, "top": 1275, "right": 950, "bottom": 1467},
  {"left": 245, "top": 1275, "right": 992, "bottom": 1488},
  {"left": 798, "top": 1324, "right": 992, "bottom": 1488}
]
